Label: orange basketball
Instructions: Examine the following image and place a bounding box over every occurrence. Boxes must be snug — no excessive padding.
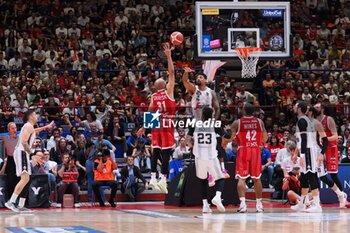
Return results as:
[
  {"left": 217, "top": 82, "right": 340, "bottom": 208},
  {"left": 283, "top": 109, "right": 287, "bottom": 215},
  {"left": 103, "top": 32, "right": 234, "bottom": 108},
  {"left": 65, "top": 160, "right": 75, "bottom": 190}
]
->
[{"left": 170, "top": 31, "right": 184, "bottom": 46}]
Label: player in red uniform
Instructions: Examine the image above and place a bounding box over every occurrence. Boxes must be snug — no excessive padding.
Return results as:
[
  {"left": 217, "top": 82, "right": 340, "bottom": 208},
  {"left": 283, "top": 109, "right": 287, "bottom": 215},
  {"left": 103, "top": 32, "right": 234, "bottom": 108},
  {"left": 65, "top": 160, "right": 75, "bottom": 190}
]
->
[
  {"left": 137, "top": 43, "right": 175, "bottom": 194},
  {"left": 222, "top": 103, "right": 267, "bottom": 213},
  {"left": 313, "top": 103, "right": 348, "bottom": 208}
]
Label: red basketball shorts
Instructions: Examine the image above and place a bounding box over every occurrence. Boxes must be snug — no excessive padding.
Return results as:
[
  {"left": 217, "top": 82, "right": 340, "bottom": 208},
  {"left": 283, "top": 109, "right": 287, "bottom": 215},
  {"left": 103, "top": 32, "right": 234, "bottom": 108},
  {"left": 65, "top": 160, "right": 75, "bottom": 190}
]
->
[
  {"left": 325, "top": 146, "right": 339, "bottom": 173},
  {"left": 236, "top": 147, "right": 262, "bottom": 179},
  {"left": 151, "top": 126, "right": 175, "bottom": 149}
]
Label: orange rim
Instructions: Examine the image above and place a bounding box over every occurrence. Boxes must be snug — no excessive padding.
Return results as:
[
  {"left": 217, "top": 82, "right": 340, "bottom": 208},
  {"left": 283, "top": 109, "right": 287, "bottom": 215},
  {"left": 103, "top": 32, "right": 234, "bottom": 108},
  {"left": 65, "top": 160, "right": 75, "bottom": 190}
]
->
[{"left": 235, "top": 47, "right": 262, "bottom": 58}]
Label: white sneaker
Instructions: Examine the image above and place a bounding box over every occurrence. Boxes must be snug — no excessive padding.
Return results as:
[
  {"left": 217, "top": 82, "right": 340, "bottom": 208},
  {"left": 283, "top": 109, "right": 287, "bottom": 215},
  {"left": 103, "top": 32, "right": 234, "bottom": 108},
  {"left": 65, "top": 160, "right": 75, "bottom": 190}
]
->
[
  {"left": 237, "top": 203, "right": 247, "bottom": 213},
  {"left": 211, "top": 195, "right": 225, "bottom": 212},
  {"left": 339, "top": 192, "right": 348, "bottom": 208},
  {"left": 18, "top": 207, "right": 34, "bottom": 213},
  {"left": 291, "top": 201, "right": 306, "bottom": 212},
  {"left": 5, "top": 201, "right": 19, "bottom": 213},
  {"left": 56, "top": 203, "right": 62, "bottom": 208},
  {"left": 157, "top": 179, "right": 168, "bottom": 194},
  {"left": 305, "top": 203, "right": 322, "bottom": 213},
  {"left": 149, "top": 178, "right": 160, "bottom": 191},
  {"left": 74, "top": 203, "right": 80, "bottom": 208},
  {"left": 202, "top": 205, "right": 212, "bottom": 213},
  {"left": 256, "top": 202, "right": 264, "bottom": 213}
]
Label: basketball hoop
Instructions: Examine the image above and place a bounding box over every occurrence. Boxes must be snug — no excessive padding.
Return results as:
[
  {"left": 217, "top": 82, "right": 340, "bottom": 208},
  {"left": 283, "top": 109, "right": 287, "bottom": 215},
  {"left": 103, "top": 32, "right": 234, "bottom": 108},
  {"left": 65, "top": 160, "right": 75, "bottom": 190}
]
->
[{"left": 235, "top": 47, "right": 262, "bottom": 79}]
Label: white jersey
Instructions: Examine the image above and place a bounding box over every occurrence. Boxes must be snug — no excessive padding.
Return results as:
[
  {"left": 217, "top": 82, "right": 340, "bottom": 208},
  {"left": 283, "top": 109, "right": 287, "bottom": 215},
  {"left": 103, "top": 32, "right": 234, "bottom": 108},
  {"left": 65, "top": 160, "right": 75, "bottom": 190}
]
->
[
  {"left": 15, "top": 123, "right": 36, "bottom": 152},
  {"left": 296, "top": 116, "right": 321, "bottom": 173},
  {"left": 14, "top": 122, "right": 36, "bottom": 176},
  {"left": 192, "top": 126, "right": 217, "bottom": 160},
  {"left": 191, "top": 86, "right": 213, "bottom": 120}
]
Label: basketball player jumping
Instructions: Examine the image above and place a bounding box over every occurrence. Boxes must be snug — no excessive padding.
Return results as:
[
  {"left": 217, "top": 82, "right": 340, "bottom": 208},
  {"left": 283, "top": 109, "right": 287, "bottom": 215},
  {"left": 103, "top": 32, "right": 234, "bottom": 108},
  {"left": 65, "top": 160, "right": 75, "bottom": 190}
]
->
[
  {"left": 182, "top": 67, "right": 230, "bottom": 185},
  {"left": 187, "top": 107, "right": 227, "bottom": 213},
  {"left": 137, "top": 43, "right": 175, "bottom": 194},
  {"left": 5, "top": 110, "right": 54, "bottom": 212},
  {"left": 292, "top": 102, "right": 328, "bottom": 213},
  {"left": 222, "top": 103, "right": 267, "bottom": 213},
  {"left": 313, "top": 103, "right": 348, "bottom": 208}
]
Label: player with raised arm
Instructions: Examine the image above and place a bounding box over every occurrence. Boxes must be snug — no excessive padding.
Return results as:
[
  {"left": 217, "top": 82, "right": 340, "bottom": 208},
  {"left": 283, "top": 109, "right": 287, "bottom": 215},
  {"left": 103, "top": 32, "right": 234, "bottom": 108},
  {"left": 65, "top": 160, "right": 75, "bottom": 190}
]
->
[
  {"left": 187, "top": 107, "right": 228, "bottom": 213},
  {"left": 137, "top": 43, "right": 176, "bottom": 194},
  {"left": 222, "top": 103, "right": 268, "bottom": 213},
  {"left": 313, "top": 103, "right": 348, "bottom": 208},
  {"left": 292, "top": 102, "right": 328, "bottom": 213},
  {"left": 5, "top": 110, "right": 54, "bottom": 213},
  {"left": 182, "top": 67, "right": 230, "bottom": 184}
]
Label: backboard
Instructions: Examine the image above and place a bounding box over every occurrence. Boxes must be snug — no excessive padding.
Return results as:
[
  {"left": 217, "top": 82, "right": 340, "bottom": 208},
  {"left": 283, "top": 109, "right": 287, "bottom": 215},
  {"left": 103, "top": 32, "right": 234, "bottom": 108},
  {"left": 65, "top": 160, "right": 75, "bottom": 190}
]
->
[{"left": 195, "top": 1, "right": 291, "bottom": 59}]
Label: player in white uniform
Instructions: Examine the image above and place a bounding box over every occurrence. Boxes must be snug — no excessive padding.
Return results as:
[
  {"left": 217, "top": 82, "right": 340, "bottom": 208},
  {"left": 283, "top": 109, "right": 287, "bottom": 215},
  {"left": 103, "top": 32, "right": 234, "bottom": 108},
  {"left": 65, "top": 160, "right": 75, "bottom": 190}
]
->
[
  {"left": 292, "top": 102, "right": 328, "bottom": 213},
  {"left": 5, "top": 110, "right": 54, "bottom": 212},
  {"left": 182, "top": 67, "right": 229, "bottom": 184},
  {"left": 187, "top": 107, "right": 228, "bottom": 213}
]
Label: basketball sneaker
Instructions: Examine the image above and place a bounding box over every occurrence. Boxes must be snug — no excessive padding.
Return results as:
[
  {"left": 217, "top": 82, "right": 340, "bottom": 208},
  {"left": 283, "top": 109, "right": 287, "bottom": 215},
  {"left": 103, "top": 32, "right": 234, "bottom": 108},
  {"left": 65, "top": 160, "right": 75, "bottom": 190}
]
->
[
  {"left": 5, "top": 201, "right": 20, "bottom": 213},
  {"left": 17, "top": 207, "right": 34, "bottom": 213},
  {"left": 202, "top": 205, "right": 212, "bottom": 213},
  {"left": 256, "top": 203, "right": 264, "bottom": 213},
  {"left": 157, "top": 179, "right": 168, "bottom": 194},
  {"left": 149, "top": 177, "right": 160, "bottom": 191},
  {"left": 208, "top": 175, "right": 215, "bottom": 187},
  {"left": 339, "top": 192, "right": 348, "bottom": 208},
  {"left": 237, "top": 203, "right": 247, "bottom": 213},
  {"left": 290, "top": 201, "right": 306, "bottom": 212},
  {"left": 211, "top": 195, "right": 225, "bottom": 212},
  {"left": 304, "top": 203, "right": 322, "bottom": 213},
  {"left": 222, "top": 170, "right": 230, "bottom": 179}
]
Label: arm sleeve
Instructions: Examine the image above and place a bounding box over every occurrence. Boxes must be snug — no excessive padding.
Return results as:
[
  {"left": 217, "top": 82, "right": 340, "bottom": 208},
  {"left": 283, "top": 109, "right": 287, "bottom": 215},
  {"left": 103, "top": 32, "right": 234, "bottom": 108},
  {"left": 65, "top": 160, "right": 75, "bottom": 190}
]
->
[
  {"left": 320, "top": 137, "right": 328, "bottom": 154},
  {"left": 187, "top": 127, "right": 195, "bottom": 137},
  {"left": 298, "top": 118, "right": 308, "bottom": 154},
  {"left": 214, "top": 127, "right": 225, "bottom": 137}
]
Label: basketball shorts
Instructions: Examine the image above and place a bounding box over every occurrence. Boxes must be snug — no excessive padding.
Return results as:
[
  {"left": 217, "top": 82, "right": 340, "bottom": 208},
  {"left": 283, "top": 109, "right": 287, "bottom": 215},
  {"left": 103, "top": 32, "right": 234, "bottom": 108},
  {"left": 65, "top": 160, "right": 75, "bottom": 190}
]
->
[
  {"left": 300, "top": 147, "right": 320, "bottom": 174},
  {"left": 325, "top": 146, "right": 338, "bottom": 173},
  {"left": 152, "top": 126, "right": 175, "bottom": 149},
  {"left": 195, "top": 158, "right": 224, "bottom": 181},
  {"left": 13, "top": 149, "right": 31, "bottom": 177},
  {"left": 316, "top": 158, "right": 327, "bottom": 178},
  {"left": 235, "top": 147, "right": 262, "bottom": 179}
]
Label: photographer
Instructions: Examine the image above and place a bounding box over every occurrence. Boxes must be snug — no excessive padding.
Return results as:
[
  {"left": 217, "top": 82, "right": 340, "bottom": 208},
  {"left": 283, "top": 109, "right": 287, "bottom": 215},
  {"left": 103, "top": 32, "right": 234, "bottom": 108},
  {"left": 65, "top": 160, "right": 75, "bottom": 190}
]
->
[
  {"left": 57, "top": 154, "right": 80, "bottom": 208},
  {"left": 131, "top": 140, "right": 151, "bottom": 173},
  {"left": 281, "top": 152, "right": 301, "bottom": 204},
  {"left": 282, "top": 168, "right": 302, "bottom": 204},
  {"left": 92, "top": 149, "right": 118, "bottom": 207}
]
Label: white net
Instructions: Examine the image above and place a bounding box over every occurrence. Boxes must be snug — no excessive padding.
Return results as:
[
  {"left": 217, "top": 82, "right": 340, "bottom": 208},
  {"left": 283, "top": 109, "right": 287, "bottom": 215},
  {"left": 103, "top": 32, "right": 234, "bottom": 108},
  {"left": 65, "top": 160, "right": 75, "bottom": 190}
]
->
[{"left": 236, "top": 48, "right": 261, "bottom": 79}]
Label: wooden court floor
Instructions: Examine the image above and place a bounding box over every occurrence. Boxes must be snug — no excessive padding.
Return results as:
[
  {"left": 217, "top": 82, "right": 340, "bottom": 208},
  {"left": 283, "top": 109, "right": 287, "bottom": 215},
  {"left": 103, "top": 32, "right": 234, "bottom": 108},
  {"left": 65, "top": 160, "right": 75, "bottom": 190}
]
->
[{"left": 1, "top": 202, "right": 350, "bottom": 233}]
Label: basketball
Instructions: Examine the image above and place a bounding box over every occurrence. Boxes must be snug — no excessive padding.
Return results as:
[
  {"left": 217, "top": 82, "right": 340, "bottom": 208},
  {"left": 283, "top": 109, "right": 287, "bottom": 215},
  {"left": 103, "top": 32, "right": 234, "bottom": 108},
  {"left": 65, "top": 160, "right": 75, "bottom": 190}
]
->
[{"left": 170, "top": 31, "right": 184, "bottom": 46}]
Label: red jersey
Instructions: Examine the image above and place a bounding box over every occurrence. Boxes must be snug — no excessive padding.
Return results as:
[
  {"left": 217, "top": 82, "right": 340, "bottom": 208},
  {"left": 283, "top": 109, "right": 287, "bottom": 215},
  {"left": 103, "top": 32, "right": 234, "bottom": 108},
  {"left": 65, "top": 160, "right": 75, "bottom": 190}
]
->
[
  {"left": 151, "top": 89, "right": 176, "bottom": 119},
  {"left": 236, "top": 117, "right": 263, "bottom": 148},
  {"left": 321, "top": 115, "right": 337, "bottom": 147}
]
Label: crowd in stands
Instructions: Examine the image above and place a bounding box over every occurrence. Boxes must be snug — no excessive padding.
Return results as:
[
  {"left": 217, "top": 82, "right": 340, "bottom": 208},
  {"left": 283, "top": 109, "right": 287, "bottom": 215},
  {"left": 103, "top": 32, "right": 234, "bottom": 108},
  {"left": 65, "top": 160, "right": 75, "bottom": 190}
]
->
[{"left": 1, "top": 0, "right": 350, "bottom": 205}]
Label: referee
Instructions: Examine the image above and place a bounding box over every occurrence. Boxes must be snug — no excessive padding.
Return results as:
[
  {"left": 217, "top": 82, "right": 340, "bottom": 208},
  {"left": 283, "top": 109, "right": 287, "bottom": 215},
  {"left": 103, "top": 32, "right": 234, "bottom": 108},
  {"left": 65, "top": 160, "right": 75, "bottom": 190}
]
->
[{"left": 3, "top": 122, "right": 19, "bottom": 200}]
